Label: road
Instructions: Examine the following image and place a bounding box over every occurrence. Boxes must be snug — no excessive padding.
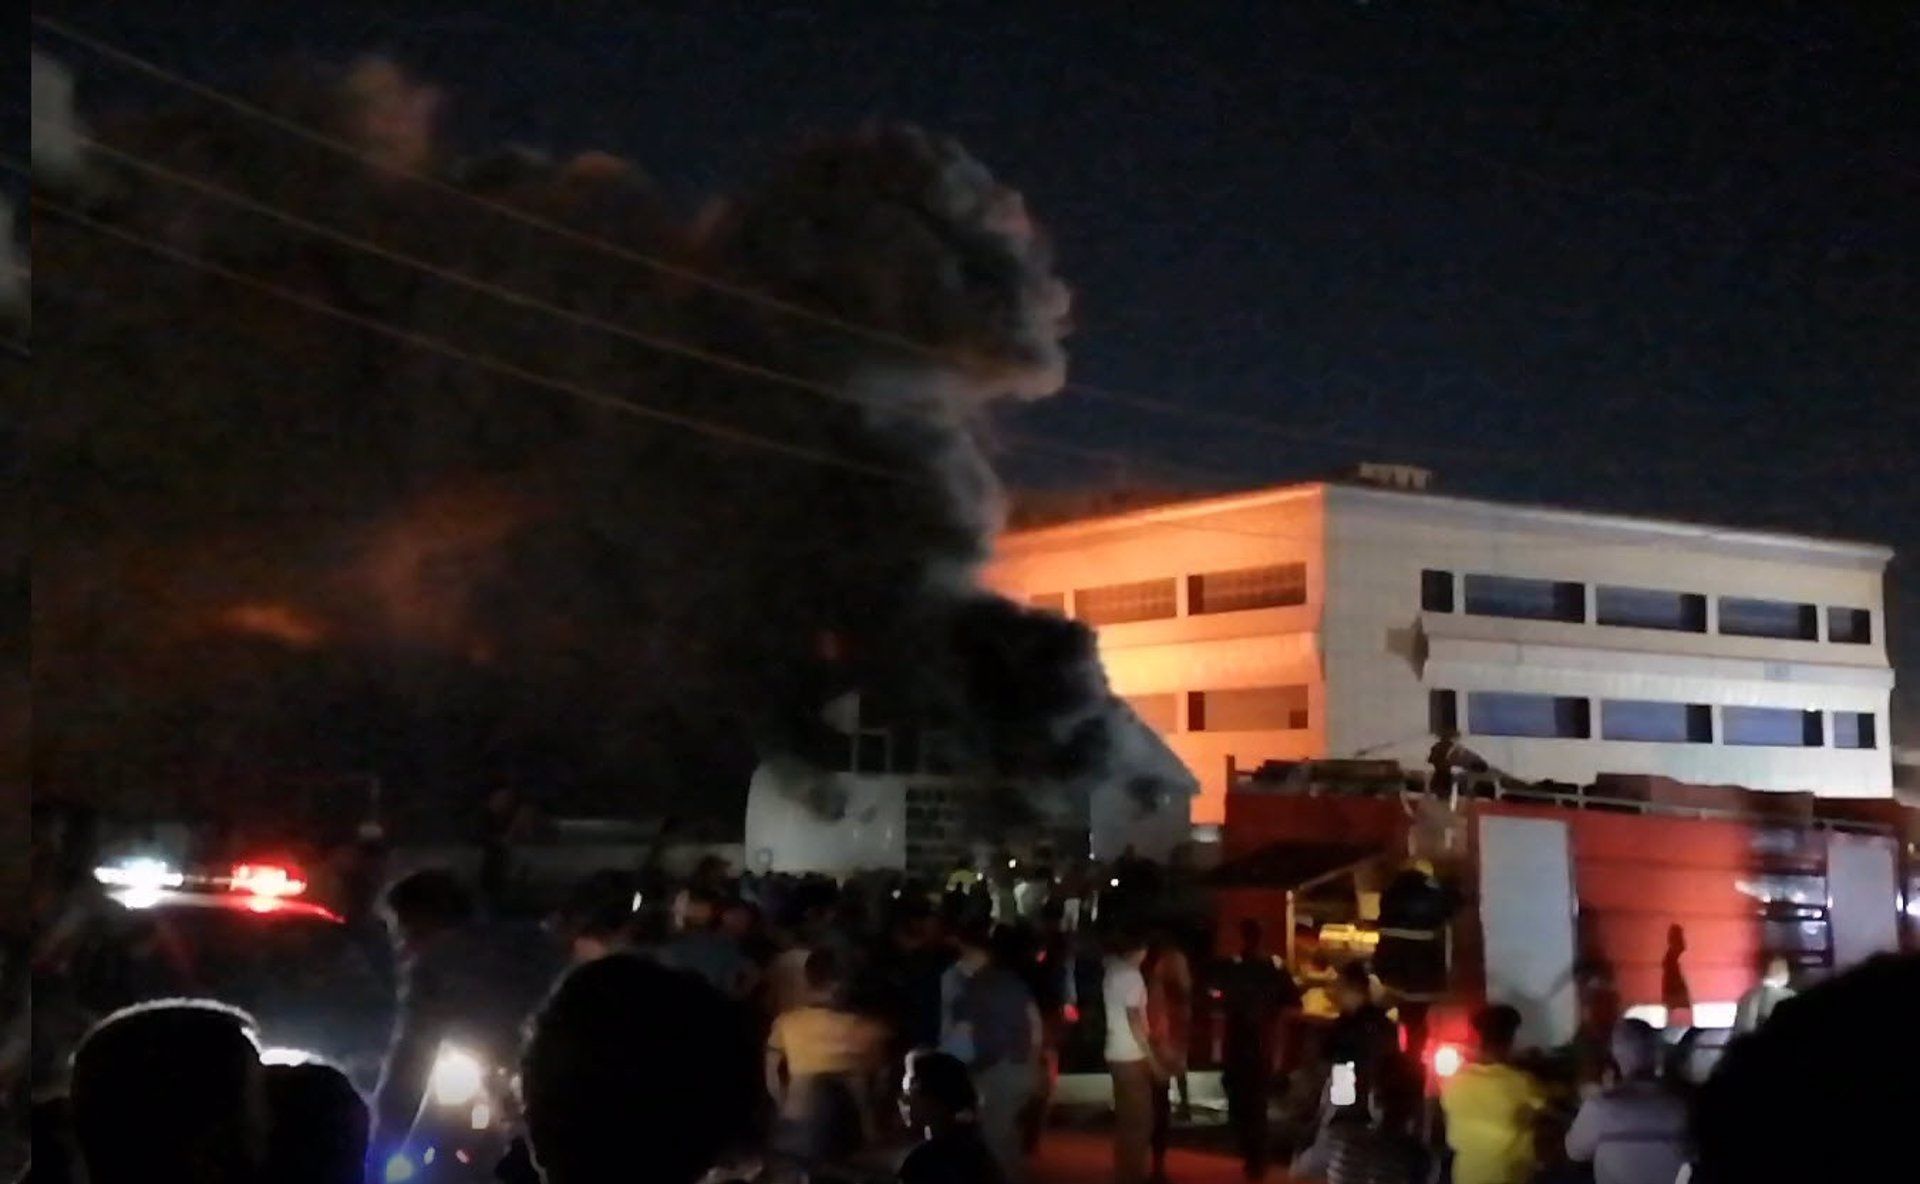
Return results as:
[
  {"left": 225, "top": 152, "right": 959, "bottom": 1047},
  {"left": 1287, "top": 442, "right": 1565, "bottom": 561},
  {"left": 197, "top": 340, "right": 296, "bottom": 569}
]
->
[{"left": 1032, "top": 1127, "right": 1276, "bottom": 1184}]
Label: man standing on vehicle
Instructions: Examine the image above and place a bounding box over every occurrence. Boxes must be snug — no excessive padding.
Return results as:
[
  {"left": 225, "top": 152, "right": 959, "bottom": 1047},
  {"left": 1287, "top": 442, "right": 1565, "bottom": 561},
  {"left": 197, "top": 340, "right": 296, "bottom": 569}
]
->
[{"left": 371, "top": 869, "right": 554, "bottom": 1165}]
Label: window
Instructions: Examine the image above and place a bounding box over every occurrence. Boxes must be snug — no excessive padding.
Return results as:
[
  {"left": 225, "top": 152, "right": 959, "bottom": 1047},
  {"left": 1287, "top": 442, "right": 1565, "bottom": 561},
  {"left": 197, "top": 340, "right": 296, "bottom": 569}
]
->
[
  {"left": 1601, "top": 700, "right": 1713, "bottom": 743},
  {"left": 1463, "top": 574, "right": 1586, "bottom": 623},
  {"left": 1123, "top": 693, "right": 1180, "bottom": 735},
  {"left": 1833, "top": 712, "right": 1877, "bottom": 750},
  {"left": 1189, "top": 562, "right": 1306, "bottom": 614},
  {"left": 1429, "top": 689, "right": 1459, "bottom": 735},
  {"left": 1595, "top": 586, "right": 1707, "bottom": 633},
  {"left": 1719, "top": 597, "right": 1818, "bottom": 641},
  {"left": 1421, "top": 569, "right": 1456, "bottom": 613},
  {"left": 1827, "top": 607, "right": 1872, "bottom": 645},
  {"left": 1467, "top": 692, "right": 1591, "bottom": 739},
  {"left": 1029, "top": 592, "right": 1066, "bottom": 615},
  {"left": 1074, "top": 578, "right": 1176, "bottom": 626},
  {"left": 1723, "top": 706, "right": 1823, "bottom": 747},
  {"left": 1188, "top": 685, "right": 1309, "bottom": 732}
]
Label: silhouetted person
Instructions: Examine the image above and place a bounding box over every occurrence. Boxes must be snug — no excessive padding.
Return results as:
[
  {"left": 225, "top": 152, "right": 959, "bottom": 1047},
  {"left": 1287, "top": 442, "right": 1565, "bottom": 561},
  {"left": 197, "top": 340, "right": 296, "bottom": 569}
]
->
[
  {"left": 1691, "top": 953, "right": 1919, "bottom": 1184},
  {"left": 522, "top": 954, "right": 761, "bottom": 1184},
  {"left": 69, "top": 1000, "right": 267, "bottom": 1184},
  {"left": 373, "top": 869, "right": 550, "bottom": 1161},
  {"left": 1290, "top": 1052, "right": 1428, "bottom": 1184},
  {"left": 1322, "top": 962, "right": 1395, "bottom": 1120},
  {"left": 948, "top": 925, "right": 1039, "bottom": 1182},
  {"left": 1217, "top": 918, "right": 1300, "bottom": 1180},
  {"left": 1564, "top": 1019, "right": 1687, "bottom": 1184},
  {"left": 264, "top": 1061, "right": 369, "bottom": 1184},
  {"left": 898, "top": 1050, "right": 1003, "bottom": 1184},
  {"left": 1659, "top": 925, "right": 1691, "bottom": 1023},
  {"left": 1438, "top": 1005, "right": 1545, "bottom": 1184},
  {"left": 552, "top": 869, "right": 642, "bottom": 964}
]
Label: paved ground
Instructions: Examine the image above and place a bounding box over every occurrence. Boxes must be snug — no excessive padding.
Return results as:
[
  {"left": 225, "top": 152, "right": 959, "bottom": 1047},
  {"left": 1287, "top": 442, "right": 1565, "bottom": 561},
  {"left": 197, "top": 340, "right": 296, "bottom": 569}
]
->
[{"left": 1031, "top": 1126, "right": 1278, "bottom": 1184}]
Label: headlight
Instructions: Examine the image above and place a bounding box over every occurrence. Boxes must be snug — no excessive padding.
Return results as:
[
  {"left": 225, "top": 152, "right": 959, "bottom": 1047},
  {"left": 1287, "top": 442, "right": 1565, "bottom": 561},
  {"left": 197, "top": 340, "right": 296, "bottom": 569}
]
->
[{"left": 429, "top": 1046, "right": 486, "bottom": 1107}]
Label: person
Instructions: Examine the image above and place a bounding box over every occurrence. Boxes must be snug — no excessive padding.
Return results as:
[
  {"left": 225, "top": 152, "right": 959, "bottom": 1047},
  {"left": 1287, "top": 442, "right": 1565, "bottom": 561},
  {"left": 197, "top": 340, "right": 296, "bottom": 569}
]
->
[
  {"left": 663, "top": 889, "right": 760, "bottom": 999},
  {"left": 766, "top": 947, "right": 886, "bottom": 1167},
  {"left": 1103, "top": 931, "right": 1162, "bottom": 1184},
  {"left": 521, "top": 953, "right": 762, "bottom": 1184},
  {"left": 898, "top": 1050, "right": 1004, "bottom": 1184},
  {"left": 1438, "top": 1004, "right": 1546, "bottom": 1184},
  {"left": 551, "top": 869, "right": 641, "bottom": 964},
  {"left": 1731, "top": 956, "right": 1794, "bottom": 1035},
  {"left": 1690, "top": 953, "right": 1918, "bottom": 1183},
  {"left": 949, "top": 925, "right": 1041, "bottom": 1182},
  {"left": 1288, "top": 1052, "right": 1428, "bottom": 1184},
  {"left": 371, "top": 869, "right": 553, "bottom": 1162},
  {"left": 264, "top": 1060, "right": 370, "bottom": 1184},
  {"left": 1563, "top": 1018, "right": 1687, "bottom": 1184},
  {"left": 68, "top": 999, "right": 268, "bottom": 1184},
  {"left": 1373, "top": 862, "right": 1453, "bottom": 1055},
  {"left": 1145, "top": 930, "right": 1193, "bottom": 1182},
  {"left": 1322, "top": 962, "right": 1396, "bottom": 1117},
  {"left": 1217, "top": 918, "right": 1301, "bottom": 1181}
]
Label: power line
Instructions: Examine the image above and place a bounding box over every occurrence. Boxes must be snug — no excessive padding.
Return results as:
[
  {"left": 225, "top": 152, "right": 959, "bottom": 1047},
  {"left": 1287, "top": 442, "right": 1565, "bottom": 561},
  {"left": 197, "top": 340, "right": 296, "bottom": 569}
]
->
[
  {"left": 28, "top": 15, "right": 1639, "bottom": 482},
  {"left": 20, "top": 177, "right": 916, "bottom": 484}
]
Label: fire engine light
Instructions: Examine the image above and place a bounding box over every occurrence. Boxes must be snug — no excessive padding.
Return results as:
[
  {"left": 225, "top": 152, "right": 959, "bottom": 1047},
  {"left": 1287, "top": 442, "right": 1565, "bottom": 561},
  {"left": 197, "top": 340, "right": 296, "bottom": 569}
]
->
[
  {"left": 383, "top": 1154, "right": 416, "bottom": 1183},
  {"left": 430, "top": 1046, "right": 486, "bottom": 1106},
  {"left": 1007, "top": 859, "right": 1018, "bottom": 869},
  {"left": 1109, "top": 878, "right": 1120, "bottom": 888},
  {"left": 230, "top": 864, "right": 307, "bottom": 898},
  {"left": 1063, "top": 1003, "right": 1080, "bottom": 1024},
  {"left": 1432, "top": 1044, "right": 1464, "bottom": 1079}
]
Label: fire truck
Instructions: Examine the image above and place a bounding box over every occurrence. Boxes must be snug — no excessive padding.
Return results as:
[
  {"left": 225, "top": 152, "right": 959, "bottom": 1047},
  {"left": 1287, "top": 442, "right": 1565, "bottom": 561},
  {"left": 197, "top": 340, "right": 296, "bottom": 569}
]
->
[{"left": 1209, "top": 756, "right": 1918, "bottom": 1081}]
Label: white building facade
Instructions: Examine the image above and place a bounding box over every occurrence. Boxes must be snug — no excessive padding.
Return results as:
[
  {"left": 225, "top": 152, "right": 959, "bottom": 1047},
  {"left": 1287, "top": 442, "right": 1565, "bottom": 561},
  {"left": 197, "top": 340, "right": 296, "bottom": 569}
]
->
[{"left": 986, "top": 481, "right": 1896, "bottom": 827}]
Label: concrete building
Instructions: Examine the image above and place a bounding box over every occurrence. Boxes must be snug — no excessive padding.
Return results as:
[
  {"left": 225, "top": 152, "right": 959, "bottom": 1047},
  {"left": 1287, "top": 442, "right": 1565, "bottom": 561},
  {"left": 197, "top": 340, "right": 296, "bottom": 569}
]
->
[{"left": 986, "top": 472, "right": 1897, "bottom": 827}]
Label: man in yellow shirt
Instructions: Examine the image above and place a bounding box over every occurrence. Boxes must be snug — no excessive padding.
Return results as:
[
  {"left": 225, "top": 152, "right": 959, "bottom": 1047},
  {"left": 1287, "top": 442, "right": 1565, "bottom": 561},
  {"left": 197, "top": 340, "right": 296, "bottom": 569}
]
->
[{"left": 1439, "top": 1004, "right": 1546, "bottom": 1184}]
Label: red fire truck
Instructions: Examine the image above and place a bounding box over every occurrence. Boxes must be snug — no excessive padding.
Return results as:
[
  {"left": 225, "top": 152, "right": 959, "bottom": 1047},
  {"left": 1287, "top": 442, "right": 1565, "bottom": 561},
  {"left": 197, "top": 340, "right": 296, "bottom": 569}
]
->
[{"left": 1209, "top": 758, "right": 1917, "bottom": 1081}]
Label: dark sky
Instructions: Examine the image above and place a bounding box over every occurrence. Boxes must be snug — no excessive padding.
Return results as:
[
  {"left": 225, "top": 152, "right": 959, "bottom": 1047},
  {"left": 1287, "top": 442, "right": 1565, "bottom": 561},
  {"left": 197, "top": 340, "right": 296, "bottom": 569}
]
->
[{"left": 34, "top": 1, "right": 1920, "bottom": 717}]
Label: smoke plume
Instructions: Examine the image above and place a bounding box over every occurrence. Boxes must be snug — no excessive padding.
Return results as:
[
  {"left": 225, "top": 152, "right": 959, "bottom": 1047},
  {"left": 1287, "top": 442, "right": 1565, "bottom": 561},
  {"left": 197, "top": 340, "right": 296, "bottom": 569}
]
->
[{"left": 32, "top": 61, "right": 1185, "bottom": 826}]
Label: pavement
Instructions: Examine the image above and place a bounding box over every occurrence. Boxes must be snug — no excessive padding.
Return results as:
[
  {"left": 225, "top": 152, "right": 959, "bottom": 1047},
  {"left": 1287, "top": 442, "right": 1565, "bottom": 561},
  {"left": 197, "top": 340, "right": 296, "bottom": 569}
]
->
[{"left": 1031, "top": 1126, "right": 1278, "bottom": 1184}]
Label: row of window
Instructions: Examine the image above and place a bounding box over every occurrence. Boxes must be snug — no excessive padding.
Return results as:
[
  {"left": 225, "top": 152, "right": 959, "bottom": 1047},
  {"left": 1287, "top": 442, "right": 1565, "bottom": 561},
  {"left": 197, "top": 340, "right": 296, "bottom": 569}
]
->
[
  {"left": 1430, "top": 689, "right": 1878, "bottom": 749},
  {"left": 1125, "top": 685, "right": 1310, "bottom": 734},
  {"left": 1031, "top": 563, "right": 1308, "bottom": 626},
  {"left": 1421, "top": 570, "right": 1873, "bottom": 644}
]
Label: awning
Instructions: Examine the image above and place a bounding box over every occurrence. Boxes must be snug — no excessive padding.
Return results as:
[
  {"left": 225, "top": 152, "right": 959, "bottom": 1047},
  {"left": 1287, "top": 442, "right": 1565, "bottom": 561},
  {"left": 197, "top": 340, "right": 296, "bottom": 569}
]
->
[{"left": 1205, "top": 840, "right": 1385, "bottom": 891}]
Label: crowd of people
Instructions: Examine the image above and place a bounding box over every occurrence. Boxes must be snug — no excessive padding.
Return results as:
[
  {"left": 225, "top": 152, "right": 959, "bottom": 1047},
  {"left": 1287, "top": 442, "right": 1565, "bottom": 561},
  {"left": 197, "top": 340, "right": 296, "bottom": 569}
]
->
[{"left": 11, "top": 806, "right": 1920, "bottom": 1184}]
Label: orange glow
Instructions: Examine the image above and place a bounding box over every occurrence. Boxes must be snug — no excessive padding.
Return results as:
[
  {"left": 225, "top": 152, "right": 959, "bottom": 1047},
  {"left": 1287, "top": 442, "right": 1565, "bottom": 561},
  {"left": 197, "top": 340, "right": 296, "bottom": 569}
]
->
[
  {"left": 230, "top": 863, "right": 308, "bottom": 898},
  {"left": 217, "top": 602, "right": 328, "bottom": 649},
  {"left": 357, "top": 482, "right": 531, "bottom": 654}
]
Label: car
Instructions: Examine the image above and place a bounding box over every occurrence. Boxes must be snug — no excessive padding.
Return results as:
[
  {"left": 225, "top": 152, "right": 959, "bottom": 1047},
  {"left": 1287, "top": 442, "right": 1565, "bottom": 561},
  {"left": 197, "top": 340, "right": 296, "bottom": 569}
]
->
[{"left": 89, "top": 858, "right": 392, "bottom": 1089}]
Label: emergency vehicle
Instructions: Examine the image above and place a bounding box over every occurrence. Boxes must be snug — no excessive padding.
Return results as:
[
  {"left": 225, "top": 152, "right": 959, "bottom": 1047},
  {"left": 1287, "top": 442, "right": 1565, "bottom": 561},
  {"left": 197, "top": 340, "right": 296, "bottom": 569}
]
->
[{"left": 1209, "top": 757, "right": 1917, "bottom": 1081}]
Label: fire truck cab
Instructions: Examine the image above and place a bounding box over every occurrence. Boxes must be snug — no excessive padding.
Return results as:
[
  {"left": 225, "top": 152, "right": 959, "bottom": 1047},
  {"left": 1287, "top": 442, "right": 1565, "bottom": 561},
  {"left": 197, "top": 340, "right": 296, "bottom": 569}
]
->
[{"left": 1211, "top": 757, "right": 1917, "bottom": 1081}]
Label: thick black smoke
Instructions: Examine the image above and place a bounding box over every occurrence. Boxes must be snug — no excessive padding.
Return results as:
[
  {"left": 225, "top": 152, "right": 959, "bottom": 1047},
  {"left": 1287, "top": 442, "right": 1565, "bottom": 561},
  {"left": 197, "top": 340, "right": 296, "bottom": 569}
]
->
[{"left": 32, "top": 60, "right": 1180, "bottom": 826}]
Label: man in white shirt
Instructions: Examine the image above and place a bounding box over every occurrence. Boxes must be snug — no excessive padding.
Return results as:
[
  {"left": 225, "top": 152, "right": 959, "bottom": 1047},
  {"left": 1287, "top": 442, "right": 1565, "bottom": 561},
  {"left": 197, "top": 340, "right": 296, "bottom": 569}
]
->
[
  {"left": 1103, "top": 933, "right": 1162, "bottom": 1184},
  {"left": 1565, "top": 1019, "right": 1689, "bottom": 1184}
]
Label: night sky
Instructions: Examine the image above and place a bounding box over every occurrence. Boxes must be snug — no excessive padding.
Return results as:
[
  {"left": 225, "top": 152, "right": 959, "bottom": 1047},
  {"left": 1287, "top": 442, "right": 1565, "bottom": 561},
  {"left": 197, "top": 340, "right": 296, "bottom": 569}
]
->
[{"left": 33, "top": 1, "right": 1920, "bottom": 722}]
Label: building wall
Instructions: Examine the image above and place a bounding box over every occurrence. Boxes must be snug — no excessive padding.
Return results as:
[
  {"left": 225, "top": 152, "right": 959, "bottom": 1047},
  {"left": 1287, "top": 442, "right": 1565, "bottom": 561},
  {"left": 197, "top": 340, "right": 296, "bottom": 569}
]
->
[
  {"left": 989, "top": 482, "right": 1897, "bottom": 831},
  {"left": 1322, "top": 486, "right": 1894, "bottom": 796},
  {"left": 986, "top": 490, "right": 1332, "bottom": 824}
]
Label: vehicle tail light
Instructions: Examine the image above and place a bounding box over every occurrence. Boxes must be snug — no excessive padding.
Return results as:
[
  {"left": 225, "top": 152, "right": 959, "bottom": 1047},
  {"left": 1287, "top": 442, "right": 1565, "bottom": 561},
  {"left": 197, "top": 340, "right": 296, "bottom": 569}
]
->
[{"left": 230, "top": 863, "right": 308, "bottom": 898}]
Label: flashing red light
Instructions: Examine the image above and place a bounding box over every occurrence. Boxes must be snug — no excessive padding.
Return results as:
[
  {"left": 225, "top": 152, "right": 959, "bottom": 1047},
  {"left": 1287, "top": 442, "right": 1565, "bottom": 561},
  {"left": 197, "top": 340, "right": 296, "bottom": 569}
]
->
[
  {"left": 1063, "top": 1003, "right": 1081, "bottom": 1025},
  {"left": 230, "top": 864, "right": 308, "bottom": 898}
]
